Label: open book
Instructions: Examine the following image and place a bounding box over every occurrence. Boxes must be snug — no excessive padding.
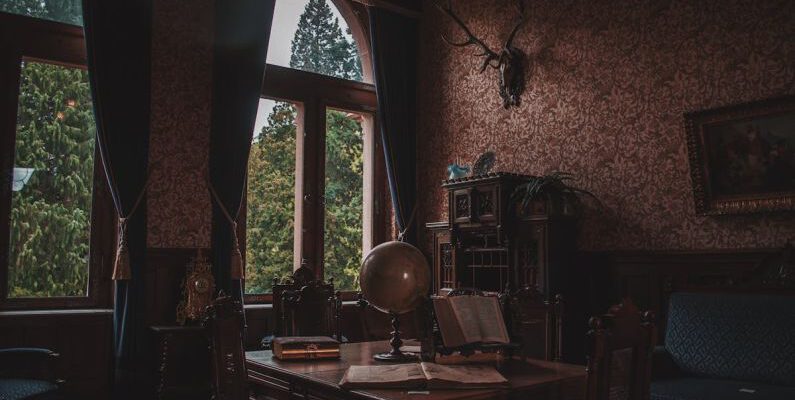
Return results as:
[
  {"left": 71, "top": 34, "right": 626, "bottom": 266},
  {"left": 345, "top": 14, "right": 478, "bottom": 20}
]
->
[
  {"left": 432, "top": 295, "right": 510, "bottom": 348},
  {"left": 339, "top": 362, "right": 508, "bottom": 389}
]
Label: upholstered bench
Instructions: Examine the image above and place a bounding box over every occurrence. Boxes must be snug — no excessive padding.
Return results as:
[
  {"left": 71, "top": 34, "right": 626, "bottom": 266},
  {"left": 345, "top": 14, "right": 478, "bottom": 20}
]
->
[{"left": 651, "top": 292, "right": 795, "bottom": 400}]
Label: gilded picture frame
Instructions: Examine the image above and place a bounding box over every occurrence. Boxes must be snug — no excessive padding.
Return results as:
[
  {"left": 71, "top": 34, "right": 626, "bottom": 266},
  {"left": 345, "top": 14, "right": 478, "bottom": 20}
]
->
[{"left": 684, "top": 95, "right": 795, "bottom": 215}]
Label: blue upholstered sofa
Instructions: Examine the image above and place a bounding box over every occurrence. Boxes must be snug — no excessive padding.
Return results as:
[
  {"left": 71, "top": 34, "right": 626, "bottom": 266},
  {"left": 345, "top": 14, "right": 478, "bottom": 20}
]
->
[
  {"left": 0, "top": 348, "right": 61, "bottom": 400},
  {"left": 651, "top": 292, "right": 795, "bottom": 400}
]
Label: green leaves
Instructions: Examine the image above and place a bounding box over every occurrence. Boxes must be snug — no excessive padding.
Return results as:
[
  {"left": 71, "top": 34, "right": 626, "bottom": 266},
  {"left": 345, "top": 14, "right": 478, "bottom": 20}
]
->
[
  {"left": 8, "top": 61, "right": 94, "bottom": 298},
  {"left": 245, "top": 0, "right": 365, "bottom": 293}
]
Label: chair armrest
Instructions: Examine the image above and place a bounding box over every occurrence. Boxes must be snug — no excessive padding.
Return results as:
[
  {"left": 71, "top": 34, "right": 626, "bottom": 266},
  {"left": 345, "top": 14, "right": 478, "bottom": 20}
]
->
[
  {"left": 651, "top": 346, "right": 682, "bottom": 380},
  {"left": 0, "top": 348, "right": 60, "bottom": 381}
]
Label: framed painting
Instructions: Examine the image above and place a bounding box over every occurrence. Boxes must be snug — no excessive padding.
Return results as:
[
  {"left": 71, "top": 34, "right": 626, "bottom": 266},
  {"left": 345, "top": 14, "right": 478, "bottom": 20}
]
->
[{"left": 685, "top": 95, "right": 795, "bottom": 215}]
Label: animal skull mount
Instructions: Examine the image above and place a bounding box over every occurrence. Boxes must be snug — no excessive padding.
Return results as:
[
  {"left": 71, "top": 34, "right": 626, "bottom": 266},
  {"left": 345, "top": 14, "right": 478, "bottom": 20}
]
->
[{"left": 435, "top": 0, "right": 527, "bottom": 109}]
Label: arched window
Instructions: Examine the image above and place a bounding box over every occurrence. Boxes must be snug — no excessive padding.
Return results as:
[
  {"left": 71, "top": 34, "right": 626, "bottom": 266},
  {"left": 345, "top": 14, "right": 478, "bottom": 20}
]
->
[{"left": 244, "top": 0, "right": 384, "bottom": 299}]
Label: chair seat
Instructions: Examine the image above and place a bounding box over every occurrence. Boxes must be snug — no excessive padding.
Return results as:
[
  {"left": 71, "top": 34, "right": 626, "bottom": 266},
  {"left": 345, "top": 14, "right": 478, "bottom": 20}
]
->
[
  {"left": 0, "top": 378, "right": 58, "bottom": 400},
  {"left": 652, "top": 377, "right": 795, "bottom": 400}
]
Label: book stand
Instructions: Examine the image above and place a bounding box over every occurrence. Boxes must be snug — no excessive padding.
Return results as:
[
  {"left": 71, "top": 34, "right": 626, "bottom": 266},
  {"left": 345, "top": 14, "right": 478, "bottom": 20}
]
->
[{"left": 419, "top": 288, "right": 520, "bottom": 362}]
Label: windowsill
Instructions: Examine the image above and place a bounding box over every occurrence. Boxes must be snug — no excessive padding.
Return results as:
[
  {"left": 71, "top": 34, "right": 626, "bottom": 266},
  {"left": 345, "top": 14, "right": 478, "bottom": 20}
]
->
[
  {"left": 243, "top": 300, "right": 360, "bottom": 310},
  {"left": 0, "top": 308, "right": 113, "bottom": 317}
]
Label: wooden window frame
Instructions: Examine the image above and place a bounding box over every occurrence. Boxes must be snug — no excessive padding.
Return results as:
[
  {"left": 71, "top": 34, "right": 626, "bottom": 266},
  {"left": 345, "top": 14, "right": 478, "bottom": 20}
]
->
[
  {"left": 242, "top": 64, "right": 388, "bottom": 304},
  {"left": 0, "top": 12, "right": 115, "bottom": 310}
]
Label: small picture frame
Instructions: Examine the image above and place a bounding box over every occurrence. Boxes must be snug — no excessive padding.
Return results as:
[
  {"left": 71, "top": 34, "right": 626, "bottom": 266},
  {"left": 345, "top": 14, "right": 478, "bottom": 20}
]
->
[{"left": 684, "top": 95, "right": 795, "bottom": 215}]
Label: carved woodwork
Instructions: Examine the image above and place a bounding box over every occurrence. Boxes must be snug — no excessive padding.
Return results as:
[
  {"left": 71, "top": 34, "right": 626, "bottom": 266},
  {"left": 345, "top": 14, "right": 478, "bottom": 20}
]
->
[
  {"left": 434, "top": 0, "right": 527, "bottom": 108},
  {"left": 271, "top": 266, "right": 342, "bottom": 341},
  {"left": 504, "top": 286, "right": 564, "bottom": 361},
  {"left": 585, "top": 298, "right": 656, "bottom": 400},
  {"left": 204, "top": 296, "right": 247, "bottom": 400},
  {"left": 151, "top": 325, "right": 211, "bottom": 400},
  {"left": 427, "top": 172, "right": 579, "bottom": 360}
]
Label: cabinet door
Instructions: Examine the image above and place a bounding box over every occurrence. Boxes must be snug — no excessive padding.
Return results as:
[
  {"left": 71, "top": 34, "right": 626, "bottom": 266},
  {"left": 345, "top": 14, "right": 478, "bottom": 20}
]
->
[
  {"left": 451, "top": 189, "right": 472, "bottom": 224},
  {"left": 474, "top": 185, "right": 498, "bottom": 224},
  {"left": 433, "top": 230, "right": 455, "bottom": 294},
  {"left": 512, "top": 224, "right": 547, "bottom": 294}
]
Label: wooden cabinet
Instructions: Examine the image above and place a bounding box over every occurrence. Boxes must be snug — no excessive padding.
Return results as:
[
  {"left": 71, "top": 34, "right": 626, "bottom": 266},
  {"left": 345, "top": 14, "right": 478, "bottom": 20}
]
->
[
  {"left": 426, "top": 173, "right": 582, "bottom": 361},
  {"left": 427, "top": 173, "right": 577, "bottom": 299}
]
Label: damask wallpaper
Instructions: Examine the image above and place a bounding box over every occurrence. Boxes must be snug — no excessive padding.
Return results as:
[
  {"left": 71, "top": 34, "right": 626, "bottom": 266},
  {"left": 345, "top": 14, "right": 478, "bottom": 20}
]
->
[
  {"left": 147, "top": 0, "right": 214, "bottom": 248},
  {"left": 416, "top": 0, "right": 795, "bottom": 250}
]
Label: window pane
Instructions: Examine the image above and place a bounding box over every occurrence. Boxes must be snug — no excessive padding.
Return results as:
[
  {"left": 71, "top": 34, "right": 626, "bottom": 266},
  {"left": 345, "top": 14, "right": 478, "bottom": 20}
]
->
[
  {"left": 246, "top": 99, "right": 298, "bottom": 294},
  {"left": 324, "top": 108, "right": 364, "bottom": 291},
  {"left": 267, "top": 0, "right": 363, "bottom": 82},
  {"left": 0, "top": 0, "right": 83, "bottom": 26},
  {"left": 8, "top": 60, "right": 95, "bottom": 298}
]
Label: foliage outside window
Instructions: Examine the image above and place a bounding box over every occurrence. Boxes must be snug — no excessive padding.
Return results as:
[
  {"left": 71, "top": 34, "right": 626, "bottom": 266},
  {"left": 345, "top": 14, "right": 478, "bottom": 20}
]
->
[
  {"left": 8, "top": 61, "right": 95, "bottom": 298},
  {"left": 245, "top": 0, "right": 370, "bottom": 295},
  {"left": 0, "top": 0, "right": 83, "bottom": 26}
]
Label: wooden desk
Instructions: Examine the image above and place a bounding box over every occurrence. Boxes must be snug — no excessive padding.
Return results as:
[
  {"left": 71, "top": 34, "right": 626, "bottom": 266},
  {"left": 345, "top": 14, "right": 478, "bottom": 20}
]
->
[{"left": 246, "top": 341, "right": 585, "bottom": 400}]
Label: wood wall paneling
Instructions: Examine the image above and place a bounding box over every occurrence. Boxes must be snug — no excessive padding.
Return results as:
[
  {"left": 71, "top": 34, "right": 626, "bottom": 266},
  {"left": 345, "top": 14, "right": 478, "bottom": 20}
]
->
[{"left": 0, "top": 310, "right": 113, "bottom": 400}]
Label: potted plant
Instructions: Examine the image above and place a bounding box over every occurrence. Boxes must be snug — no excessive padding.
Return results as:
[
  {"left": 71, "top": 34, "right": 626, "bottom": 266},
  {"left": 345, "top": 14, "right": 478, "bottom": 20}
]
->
[{"left": 511, "top": 171, "right": 599, "bottom": 217}]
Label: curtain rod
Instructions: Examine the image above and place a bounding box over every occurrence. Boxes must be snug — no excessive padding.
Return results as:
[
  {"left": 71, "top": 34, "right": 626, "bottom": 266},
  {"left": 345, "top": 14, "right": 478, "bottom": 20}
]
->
[{"left": 352, "top": 0, "right": 422, "bottom": 18}]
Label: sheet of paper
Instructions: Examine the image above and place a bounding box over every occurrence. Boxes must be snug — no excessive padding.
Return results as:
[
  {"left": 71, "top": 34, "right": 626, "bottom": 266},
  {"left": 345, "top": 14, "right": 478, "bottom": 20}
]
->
[
  {"left": 420, "top": 362, "right": 508, "bottom": 384},
  {"left": 342, "top": 364, "right": 425, "bottom": 384},
  {"left": 449, "top": 296, "right": 483, "bottom": 343},
  {"left": 474, "top": 296, "right": 510, "bottom": 343}
]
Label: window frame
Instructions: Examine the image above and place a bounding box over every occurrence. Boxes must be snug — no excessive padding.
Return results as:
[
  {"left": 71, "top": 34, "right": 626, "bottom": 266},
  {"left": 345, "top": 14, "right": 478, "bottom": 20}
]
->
[
  {"left": 0, "top": 12, "right": 115, "bottom": 310},
  {"left": 242, "top": 64, "right": 388, "bottom": 303}
]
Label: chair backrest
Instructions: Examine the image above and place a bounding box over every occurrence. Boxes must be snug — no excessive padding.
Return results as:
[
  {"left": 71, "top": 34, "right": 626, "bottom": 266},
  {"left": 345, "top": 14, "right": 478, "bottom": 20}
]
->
[
  {"left": 504, "top": 286, "right": 563, "bottom": 361},
  {"left": 665, "top": 292, "right": 795, "bottom": 386},
  {"left": 586, "top": 298, "right": 656, "bottom": 400},
  {"left": 272, "top": 266, "right": 341, "bottom": 340},
  {"left": 204, "top": 296, "right": 247, "bottom": 400}
]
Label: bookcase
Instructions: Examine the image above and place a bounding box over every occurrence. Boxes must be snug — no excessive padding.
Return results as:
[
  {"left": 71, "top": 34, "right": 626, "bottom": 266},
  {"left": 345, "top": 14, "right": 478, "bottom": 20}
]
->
[
  {"left": 426, "top": 173, "right": 583, "bottom": 361},
  {"left": 426, "top": 173, "right": 577, "bottom": 299}
]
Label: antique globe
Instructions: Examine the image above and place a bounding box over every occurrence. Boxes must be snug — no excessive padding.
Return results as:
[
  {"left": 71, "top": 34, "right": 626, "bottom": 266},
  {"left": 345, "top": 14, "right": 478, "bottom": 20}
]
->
[{"left": 359, "top": 240, "right": 430, "bottom": 361}]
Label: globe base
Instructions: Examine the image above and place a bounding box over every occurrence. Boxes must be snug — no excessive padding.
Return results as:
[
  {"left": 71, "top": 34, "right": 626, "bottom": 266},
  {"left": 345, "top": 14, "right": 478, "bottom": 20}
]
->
[
  {"left": 373, "top": 312, "right": 419, "bottom": 362},
  {"left": 373, "top": 351, "right": 419, "bottom": 362}
]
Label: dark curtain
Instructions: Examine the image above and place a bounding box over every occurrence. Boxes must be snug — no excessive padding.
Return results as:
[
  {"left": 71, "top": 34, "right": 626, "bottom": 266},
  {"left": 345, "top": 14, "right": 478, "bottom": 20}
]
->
[
  {"left": 368, "top": 7, "right": 419, "bottom": 244},
  {"left": 209, "top": 0, "right": 275, "bottom": 297},
  {"left": 82, "top": 0, "right": 151, "bottom": 397}
]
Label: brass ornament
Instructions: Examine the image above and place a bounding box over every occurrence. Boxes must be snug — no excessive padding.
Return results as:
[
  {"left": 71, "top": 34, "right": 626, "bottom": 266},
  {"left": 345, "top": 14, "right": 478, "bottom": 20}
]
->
[{"left": 176, "top": 249, "right": 216, "bottom": 325}]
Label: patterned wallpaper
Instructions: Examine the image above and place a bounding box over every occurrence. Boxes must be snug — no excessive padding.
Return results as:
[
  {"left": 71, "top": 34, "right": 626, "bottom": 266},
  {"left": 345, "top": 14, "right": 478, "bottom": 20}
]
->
[
  {"left": 416, "top": 0, "right": 795, "bottom": 250},
  {"left": 147, "top": 0, "right": 214, "bottom": 248}
]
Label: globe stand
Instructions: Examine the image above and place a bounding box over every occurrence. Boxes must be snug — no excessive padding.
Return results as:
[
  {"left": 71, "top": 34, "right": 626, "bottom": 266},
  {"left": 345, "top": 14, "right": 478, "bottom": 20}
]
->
[{"left": 373, "top": 312, "right": 418, "bottom": 362}]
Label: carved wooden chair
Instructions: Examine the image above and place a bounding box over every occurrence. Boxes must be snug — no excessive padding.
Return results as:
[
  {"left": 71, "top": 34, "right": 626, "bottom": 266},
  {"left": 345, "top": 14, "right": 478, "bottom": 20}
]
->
[
  {"left": 585, "top": 298, "right": 656, "bottom": 400},
  {"left": 204, "top": 296, "right": 247, "bottom": 400},
  {"left": 271, "top": 266, "right": 341, "bottom": 342},
  {"left": 503, "top": 285, "right": 564, "bottom": 361}
]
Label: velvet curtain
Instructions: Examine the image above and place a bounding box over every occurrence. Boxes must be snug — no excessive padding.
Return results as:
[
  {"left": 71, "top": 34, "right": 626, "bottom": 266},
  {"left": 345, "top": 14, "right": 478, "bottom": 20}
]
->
[
  {"left": 368, "top": 7, "right": 419, "bottom": 244},
  {"left": 82, "top": 0, "right": 151, "bottom": 396},
  {"left": 209, "top": 0, "right": 275, "bottom": 297}
]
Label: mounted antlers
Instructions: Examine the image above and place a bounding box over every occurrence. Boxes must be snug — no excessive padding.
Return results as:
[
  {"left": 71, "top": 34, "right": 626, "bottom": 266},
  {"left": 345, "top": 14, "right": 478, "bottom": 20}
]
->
[{"left": 435, "top": 0, "right": 527, "bottom": 109}]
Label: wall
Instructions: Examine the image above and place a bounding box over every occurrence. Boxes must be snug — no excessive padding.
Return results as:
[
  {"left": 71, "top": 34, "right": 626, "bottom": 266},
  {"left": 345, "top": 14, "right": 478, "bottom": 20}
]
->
[
  {"left": 147, "top": 0, "right": 214, "bottom": 249},
  {"left": 417, "top": 0, "right": 795, "bottom": 251}
]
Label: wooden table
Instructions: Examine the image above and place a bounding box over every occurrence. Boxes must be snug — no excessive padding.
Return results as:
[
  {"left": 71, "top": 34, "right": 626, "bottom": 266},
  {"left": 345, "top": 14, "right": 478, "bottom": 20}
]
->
[{"left": 246, "top": 341, "right": 585, "bottom": 400}]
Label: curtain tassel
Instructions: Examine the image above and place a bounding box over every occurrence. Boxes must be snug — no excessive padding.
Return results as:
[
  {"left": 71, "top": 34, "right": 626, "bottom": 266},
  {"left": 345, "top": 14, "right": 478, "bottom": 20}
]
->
[
  {"left": 112, "top": 218, "right": 132, "bottom": 280},
  {"left": 230, "top": 222, "right": 244, "bottom": 280}
]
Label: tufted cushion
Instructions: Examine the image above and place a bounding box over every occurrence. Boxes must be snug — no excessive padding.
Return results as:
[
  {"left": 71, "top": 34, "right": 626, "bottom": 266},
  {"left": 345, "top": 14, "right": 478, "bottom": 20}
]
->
[
  {"left": 651, "top": 377, "right": 795, "bottom": 400},
  {"left": 0, "top": 379, "right": 58, "bottom": 400},
  {"left": 664, "top": 293, "right": 795, "bottom": 386}
]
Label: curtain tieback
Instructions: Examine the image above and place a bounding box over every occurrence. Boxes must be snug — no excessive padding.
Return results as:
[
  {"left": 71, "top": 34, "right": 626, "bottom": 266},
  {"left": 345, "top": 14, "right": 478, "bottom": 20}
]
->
[
  {"left": 396, "top": 206, "right": 418, "bottom": 242},
  {"left": 112, "top": 218, "right": 132, "bottom": 280},
  {"left": 110, "top": 169, "right": 153, "bottom": 281},
  {"left": 207, "top": 175, "right": 244, "bottom": 280}
]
